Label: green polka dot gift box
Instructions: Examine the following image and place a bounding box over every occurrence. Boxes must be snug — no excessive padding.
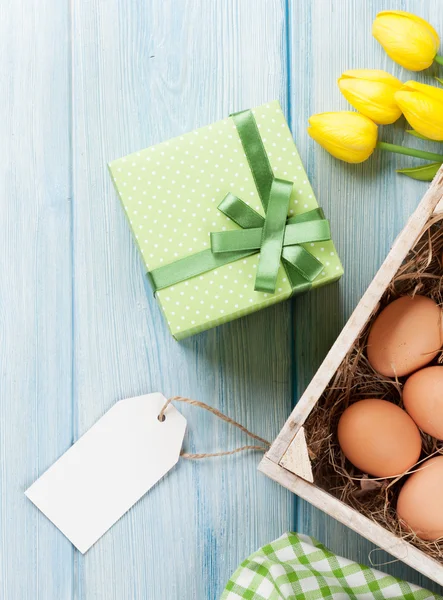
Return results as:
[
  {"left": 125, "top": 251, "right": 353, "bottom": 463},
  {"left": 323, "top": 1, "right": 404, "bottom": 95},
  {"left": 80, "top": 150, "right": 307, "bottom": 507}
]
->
[{"left": 108, "top": 101, "right": 343, "bottom": 340}]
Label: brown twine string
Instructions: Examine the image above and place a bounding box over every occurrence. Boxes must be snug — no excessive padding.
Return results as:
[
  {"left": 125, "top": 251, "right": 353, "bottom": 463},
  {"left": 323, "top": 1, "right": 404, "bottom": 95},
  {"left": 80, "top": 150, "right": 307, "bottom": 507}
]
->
[
  {"left": 368, "top": 548, "right": 403, "bottom": 568},
  {"left": 158, "top": 396, "right": 270, "bottom": 459}
]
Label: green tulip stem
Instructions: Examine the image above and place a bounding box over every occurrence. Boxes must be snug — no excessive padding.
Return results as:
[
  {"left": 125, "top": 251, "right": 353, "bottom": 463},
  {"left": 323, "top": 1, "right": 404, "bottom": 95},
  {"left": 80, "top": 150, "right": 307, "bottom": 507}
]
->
[
  {"left": 377, "top": 142, "right": 443, "bottom": 163},
  {"left": 435, "top": 55, "right": 443, "bottom": 66}
]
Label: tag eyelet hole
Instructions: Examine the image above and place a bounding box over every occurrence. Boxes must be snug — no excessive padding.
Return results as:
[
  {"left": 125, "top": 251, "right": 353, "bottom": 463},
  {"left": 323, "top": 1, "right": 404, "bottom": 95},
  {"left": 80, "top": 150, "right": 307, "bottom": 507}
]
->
[{"left": 158, "top": 414, "right": 166, "bottom": 423}]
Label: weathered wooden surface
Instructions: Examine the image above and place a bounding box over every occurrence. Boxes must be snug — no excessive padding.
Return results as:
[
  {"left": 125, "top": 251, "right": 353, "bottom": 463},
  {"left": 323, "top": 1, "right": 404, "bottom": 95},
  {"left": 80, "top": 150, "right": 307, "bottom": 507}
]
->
[
  {"left": 1, "top": 0, "right": 443, "bottom": 597},
  {"left": 0, "top": 0, "right": 73, "bottom": 598},
  {"left": 290, "top": 0, "right": 443, "bottom": 594},
  {"left": 264, "top": 168, "right": 443, "bottom": 586},
  {"left": 261, "top": 456, "right": 443, "bottom": 588}
]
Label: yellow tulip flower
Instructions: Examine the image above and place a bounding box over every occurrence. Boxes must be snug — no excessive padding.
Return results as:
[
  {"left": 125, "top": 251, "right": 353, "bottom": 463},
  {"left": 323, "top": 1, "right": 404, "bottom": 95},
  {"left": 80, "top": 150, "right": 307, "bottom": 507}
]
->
[
  {"left": 308, "top": 111, "right": 443, "bottom": 172},
  {"left": 395, "top": 81, "right": 443, "bottom": 141},
  {"left": 307, "top": 112, "right": 378, "bottom": 163},
  {"left": 338, "top": 69, "right": 403, "bottom": 125},
  {"left": 373, "top": 11, "right": 441, "bottom": 71}
]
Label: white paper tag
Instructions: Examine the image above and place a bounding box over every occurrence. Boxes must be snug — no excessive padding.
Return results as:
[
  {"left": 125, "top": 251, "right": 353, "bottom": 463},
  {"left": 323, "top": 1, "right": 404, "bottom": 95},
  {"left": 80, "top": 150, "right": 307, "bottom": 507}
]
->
[{"left": 25, "top": 393, "right": 186, "bottom": 553}]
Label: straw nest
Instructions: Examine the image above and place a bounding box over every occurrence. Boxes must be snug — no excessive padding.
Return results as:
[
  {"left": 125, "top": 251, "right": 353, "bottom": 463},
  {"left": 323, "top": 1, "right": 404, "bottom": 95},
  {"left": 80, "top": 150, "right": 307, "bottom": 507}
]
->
[{"left": 305, "top": 212, "right": 443, "bottom": 560}]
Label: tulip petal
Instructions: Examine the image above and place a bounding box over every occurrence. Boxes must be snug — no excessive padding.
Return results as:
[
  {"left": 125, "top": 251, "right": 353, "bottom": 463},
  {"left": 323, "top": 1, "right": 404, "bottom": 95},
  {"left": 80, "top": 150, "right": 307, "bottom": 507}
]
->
[
  {"left": 377, "top": 11, "right": 439, "bottom": 48},
  {"left": 338, "top": 78, "right": 402, "bottom": 124},
  {"left": 401, "top": 80, "right": 443, "bottom": 103},
  {"left": 340, "top": 69, "right": 402, "bottom": 89},
  {"left": 308, "top": 112, "right": 378, "bottom": 164},
  {"left": 395, "top": 91, "right": 443, "bottom": 141},
  {"left": 373, "top": 11, "right": 439, "bottom": 71}
]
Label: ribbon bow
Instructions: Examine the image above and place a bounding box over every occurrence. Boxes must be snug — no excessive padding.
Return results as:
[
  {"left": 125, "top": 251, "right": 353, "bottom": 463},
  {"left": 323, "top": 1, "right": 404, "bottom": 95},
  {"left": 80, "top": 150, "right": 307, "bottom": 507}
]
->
[{"left": 148, "top": 110, "right": 331, "bottom": 295}]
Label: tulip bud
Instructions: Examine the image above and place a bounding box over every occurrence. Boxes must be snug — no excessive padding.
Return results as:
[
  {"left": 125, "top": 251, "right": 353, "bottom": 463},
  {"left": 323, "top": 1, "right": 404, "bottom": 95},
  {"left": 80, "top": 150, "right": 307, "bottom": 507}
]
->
[
  {"left": 373, "top": 11, "right": 440, "bottom": 71},
  {"left": 395, "top": 81, "right": 443, "bottom": 141},
  {"left": 338, "top": 69, "right": 403, "bottom": 125},
  {"left": 307, "top": 112, "right": 378, "bottom": 164}
]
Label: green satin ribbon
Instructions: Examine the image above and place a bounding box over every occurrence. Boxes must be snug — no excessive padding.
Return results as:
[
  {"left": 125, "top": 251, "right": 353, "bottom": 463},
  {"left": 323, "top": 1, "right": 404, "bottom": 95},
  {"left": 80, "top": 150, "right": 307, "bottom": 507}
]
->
[{"left": 148, "top": 110, "right": 331, "bottom": 295}]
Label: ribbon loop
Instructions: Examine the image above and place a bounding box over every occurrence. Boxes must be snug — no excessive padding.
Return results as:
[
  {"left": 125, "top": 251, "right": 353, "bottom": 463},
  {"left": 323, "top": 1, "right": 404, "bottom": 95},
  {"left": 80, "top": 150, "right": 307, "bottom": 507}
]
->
[
  {"left": 254, "top": 178, "right": 292, "bottom": 293},
  {"left": 282, "top": 246, "right": 324, "bottom": 282},
  {"left": 147, "top": 110, "right": 332, "bottom": 297},
  {"left": 286, "top": 207, "right": 325, "bottom": 225},
  {"left": 217, "top": 193, "right": 265, "bottom": 229},
  {"left": 283, "top": 220, "right": 331, "bottom": 246}
]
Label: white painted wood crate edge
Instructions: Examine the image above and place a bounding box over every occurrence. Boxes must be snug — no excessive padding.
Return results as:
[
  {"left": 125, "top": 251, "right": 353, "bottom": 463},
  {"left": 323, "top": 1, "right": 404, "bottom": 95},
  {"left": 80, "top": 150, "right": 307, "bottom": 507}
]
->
[{"left": 259, "top": 166, "right": 443, "bottom": 586}]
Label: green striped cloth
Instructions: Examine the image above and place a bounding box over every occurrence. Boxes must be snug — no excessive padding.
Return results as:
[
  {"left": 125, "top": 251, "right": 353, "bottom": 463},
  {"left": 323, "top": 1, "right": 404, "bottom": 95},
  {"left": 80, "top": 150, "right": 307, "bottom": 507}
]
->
[{"left": 221, "top": 533, "right": 441, "bottom": 600}]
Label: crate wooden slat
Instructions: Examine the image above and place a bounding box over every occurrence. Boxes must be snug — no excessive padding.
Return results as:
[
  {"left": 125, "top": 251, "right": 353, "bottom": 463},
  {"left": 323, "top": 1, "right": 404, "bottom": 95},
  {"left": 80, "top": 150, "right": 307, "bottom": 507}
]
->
[{"left": 259, "top": 167, "right": 443, "bottom": 586}]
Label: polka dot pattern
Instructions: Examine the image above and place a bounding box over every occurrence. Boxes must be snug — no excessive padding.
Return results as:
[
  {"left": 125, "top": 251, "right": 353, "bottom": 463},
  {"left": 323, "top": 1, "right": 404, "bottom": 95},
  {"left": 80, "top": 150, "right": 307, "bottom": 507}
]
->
[{"left": 109, "top": 100, "right": 343, "bottom": 339}]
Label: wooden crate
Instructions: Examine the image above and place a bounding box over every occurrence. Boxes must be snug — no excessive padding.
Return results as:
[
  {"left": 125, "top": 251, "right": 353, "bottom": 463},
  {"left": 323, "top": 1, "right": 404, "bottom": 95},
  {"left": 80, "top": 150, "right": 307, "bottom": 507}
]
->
[{"left": 259, "top": 167, "right": 443, "bottom": 586}]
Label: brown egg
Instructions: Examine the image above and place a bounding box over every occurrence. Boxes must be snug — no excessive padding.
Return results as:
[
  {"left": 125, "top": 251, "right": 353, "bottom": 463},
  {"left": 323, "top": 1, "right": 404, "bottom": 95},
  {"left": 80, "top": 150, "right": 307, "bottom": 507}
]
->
[
  {"left": 367, "top": 295, "right": 443, "bottom": 377},
  {"left": 337, "top": 399, "right": 421, "bottom": 477},
  {"left": 403, "top": 366, "right": 443, "bottom": 440},
  {"left": 397, "top": 456, "right": 443, "bottom": 541}
]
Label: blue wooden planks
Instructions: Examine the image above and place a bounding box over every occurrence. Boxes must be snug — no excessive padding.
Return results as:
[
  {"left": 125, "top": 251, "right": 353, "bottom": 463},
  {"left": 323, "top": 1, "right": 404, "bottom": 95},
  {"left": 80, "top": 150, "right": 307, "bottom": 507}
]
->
[
  {"left": 0, "top": 0, "right": 73, "bottom": 598},
  {"left": 289, "top": 0, "right": 443, "bottom": 595},
  {"left": 71, "top": 1, "right": 293, "bottom": 599},
  {"left": 2, "top": 0, "right": 443, "bottom": 598}
]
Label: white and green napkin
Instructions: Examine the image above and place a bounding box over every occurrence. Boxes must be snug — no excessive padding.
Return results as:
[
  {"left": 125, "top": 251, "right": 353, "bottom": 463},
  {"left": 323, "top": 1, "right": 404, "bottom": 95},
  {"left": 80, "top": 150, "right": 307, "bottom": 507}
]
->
[{"left": 221, "top": 533, "right": 441, "bottom": 600}]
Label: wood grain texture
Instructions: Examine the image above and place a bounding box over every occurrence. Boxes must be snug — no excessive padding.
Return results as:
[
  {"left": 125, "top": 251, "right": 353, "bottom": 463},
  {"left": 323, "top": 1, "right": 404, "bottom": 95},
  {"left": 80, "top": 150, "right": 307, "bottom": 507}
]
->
[
  {"left": 0, "top": 0, "right": 73, "bottom": 598},
  {"left": 263, "top": 170, "right": 443, "bottom": 585},
  {"left": 279, "top": 428, "right": 313, "bottom": 482},
  {"left": 260, "top": 456, "right": 443, "bottom": 587},
  {"left": 71, "top": 1, "right": 293, "bottom": 599},
  {"left": 3, "top": 0, "right": 443, "bottom": 597},
  {"left": 289, "top": 0, "right": 443, "bottom": 594},
  {"left": 268, "top": 168, "right": 443, "bottom": 465}
]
